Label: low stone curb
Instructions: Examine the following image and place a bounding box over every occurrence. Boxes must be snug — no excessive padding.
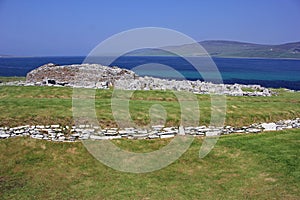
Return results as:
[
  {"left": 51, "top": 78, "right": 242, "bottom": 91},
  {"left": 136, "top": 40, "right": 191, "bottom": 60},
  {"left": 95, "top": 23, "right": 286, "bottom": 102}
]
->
[{"left": 0, "top": 118, "right": 299, "bottom": 142}]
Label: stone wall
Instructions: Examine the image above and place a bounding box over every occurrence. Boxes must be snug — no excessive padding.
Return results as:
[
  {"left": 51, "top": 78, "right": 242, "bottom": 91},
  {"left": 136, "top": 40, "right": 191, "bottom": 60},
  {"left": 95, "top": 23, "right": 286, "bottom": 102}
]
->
[
  {"left": 0, "top": 118, "right": 299, "bottom": 142},
  {"left": 115, "top": 76, "right": 272, "bottom": 96}
]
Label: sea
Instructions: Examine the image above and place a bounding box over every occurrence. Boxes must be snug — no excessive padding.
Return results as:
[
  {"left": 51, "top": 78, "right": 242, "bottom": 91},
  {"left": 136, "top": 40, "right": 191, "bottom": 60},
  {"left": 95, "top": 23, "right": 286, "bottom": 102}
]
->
[{"left": 0, "top": 56, "right": 300, "bottom": 90}]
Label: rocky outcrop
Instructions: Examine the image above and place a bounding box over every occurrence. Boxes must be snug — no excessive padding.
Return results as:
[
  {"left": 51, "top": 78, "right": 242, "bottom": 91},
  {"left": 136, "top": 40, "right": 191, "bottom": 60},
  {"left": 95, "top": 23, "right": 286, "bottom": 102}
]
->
[{"left": 24, "top": 63, "right": 273, "bottom": 96}]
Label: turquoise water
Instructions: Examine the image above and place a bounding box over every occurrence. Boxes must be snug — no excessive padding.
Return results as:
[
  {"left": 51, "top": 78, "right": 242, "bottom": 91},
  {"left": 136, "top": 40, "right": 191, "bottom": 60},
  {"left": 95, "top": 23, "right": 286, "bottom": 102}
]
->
[{"left": 0, "top": 56, "right": 300, "bottom": 89}]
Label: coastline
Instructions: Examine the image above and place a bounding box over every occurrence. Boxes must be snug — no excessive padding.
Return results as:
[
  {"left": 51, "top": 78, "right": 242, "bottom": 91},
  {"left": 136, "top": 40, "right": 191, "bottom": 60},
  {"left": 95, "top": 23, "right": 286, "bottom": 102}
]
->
[
  {"left": 1, "top": 55, "right": 300, "bottom": 60},
  {"left": 1, "top": 56, "right": 300, "bottom": 90}
]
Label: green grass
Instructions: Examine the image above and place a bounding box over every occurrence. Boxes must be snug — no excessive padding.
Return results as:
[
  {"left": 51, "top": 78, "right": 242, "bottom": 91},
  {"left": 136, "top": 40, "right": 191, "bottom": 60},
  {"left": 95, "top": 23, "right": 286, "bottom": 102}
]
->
[
  {"left": 0, "top": 76, "right": 25, "bottom": 83},
  {"left": 0, "top": 85, "right": 299, "bottom": 199},
  {"left": 0, "top": 85, "right": 300, "bottom": 127},
  {"left": 241, "top": 87, "right": 257, "bottom": 92},
  {"left": 0, "top": 129, "right": 299, "bottom": 199}
]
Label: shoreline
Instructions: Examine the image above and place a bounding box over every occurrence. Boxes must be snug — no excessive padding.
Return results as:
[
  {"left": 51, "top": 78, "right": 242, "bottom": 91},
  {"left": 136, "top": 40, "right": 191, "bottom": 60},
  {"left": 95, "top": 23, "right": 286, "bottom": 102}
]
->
[{"left": 1, "top": 55, "right": 300, "bottom": 60}]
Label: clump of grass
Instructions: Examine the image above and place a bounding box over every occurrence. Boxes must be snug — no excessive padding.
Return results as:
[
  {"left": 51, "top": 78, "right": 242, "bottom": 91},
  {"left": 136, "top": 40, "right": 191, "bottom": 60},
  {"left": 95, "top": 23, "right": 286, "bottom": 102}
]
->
[{"left": 241, "top": 87, "right": 257, "bottom": 92}]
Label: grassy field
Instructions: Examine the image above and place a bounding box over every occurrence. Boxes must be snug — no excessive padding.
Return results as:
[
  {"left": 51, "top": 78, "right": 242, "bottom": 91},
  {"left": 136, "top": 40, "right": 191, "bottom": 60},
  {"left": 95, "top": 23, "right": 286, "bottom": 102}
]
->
[
  {"left": 0, "top": 84, "right": 299, "bottom": 199},
  {"left": 0, "top": 85, "right": 299, "bottom": 127},
  {"left": 0, "top": 129, "right": 299, "bottom": 199}
]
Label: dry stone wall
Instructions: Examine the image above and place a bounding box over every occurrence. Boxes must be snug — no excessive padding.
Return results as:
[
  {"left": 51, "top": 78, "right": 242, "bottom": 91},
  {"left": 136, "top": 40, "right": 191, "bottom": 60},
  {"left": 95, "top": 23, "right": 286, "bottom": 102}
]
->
[{"left": 1, "top": 118, "right": 300, "bottom": 142}]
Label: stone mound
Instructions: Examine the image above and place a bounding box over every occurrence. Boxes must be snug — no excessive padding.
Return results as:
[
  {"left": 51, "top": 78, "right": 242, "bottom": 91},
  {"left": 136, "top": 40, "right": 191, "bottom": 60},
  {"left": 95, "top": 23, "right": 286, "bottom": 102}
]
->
[{"left": 26, "top": 63, "right": 136, "bottom": 88}]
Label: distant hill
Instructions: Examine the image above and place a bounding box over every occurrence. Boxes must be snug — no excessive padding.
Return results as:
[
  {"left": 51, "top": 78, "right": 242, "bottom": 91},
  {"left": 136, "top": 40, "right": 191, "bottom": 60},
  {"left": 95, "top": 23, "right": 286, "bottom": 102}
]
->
[
  {"left": 127, "top": 40, "right": 300, "bottom": 59},
  {"left": 0, "top": 54, "right": 14, "bottom": 57}
]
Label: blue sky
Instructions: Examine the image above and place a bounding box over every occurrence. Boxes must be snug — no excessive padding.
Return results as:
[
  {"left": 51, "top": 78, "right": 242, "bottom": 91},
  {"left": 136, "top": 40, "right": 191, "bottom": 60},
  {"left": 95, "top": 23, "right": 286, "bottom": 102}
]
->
[{"left": 0, "top": 0, "right": 300, "bottom": 56}]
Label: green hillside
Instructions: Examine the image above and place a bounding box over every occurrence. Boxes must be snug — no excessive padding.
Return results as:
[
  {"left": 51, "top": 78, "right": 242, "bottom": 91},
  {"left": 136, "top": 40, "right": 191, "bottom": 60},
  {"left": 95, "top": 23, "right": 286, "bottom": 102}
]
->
[
  {"left": 200, "top": 40, "right": 300, "bottom": 58},
  {"left": 128, "top": 40, "right": 300, "bottom": 59}
]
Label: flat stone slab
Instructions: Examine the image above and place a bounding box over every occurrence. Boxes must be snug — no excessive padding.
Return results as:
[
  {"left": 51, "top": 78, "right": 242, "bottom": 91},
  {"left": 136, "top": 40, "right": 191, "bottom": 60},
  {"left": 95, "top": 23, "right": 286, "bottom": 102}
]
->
[
  {"left": 205, "top": 130, "right": 222, "bottom": 137},
  {"left": 71, "top": 133, "right": 80, "bottom": 137},
  {"left": 58, "top": 136, "right": 66, "bottom": 141},
  {"left": 0, "top": 134, "right": 10, "bottom": 138},
  {"left": 233, "top": 129, "right": 245, "bottom": 133},
  {"left": 31, "top": 134, "right": 44, "bottom": 139},
  {"left": 157, "top": 131, "right": 177, "bottom": 136},
  {"left": 246, "top": 128, "right": 261, "bottom": 133},
  {"left": 261, "top": 123, "right": 277, "bottom": 131},
  {"left": 90, "top": 135, "right": 106, "bottom": 140},
  {"left": 160, "top": 134, "right": 175, "bottom": 139},
  {"left": 148, "top": 135, "right": 160, "bottom": 139}
]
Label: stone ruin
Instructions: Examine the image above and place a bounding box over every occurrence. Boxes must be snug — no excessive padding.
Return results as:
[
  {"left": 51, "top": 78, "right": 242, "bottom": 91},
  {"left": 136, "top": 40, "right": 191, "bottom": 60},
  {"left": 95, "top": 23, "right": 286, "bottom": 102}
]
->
[
  {"left": 26, "top": 63, "right": 136, "bottom": 89},
  {"left": 24, "top": 63, "right": 273, "bottom": 96}
]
